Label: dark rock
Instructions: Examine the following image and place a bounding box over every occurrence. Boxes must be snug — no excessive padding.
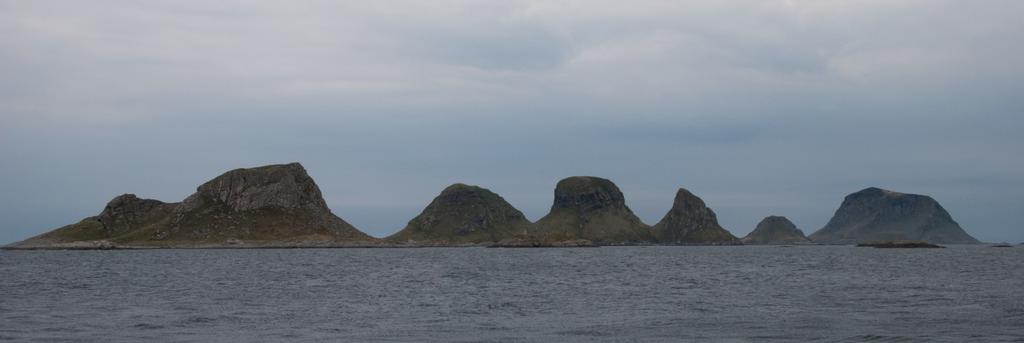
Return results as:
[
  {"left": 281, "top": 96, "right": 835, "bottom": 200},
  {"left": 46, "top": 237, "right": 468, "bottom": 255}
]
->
[
  {"left": 651, "top": 188, "right": 741, "bottom": 245},
  {"left": 856, "top": 240, "right": 944, "bottom": 248},
  {"left": 160, "top": 163, "right": 372, "bottom": 242},
  {"left": 532, "top": 176, "right": 653, "bottom": 244},
  {"left": 487, "top": 238, "right": 597, "bottom": 248},
  {"left": 7, "top": 163, "right": 375, "bottom": 248},
  {"left": 96, "top": 194, "right": 176, "bottom": 236},
  {"left": 991, "top": 243, "right": 1013, "bottom": 248},
  {"left": 177, "top": 162, "right": 329, "bottom": 213},
  {"left": 386, "top": 183, "right": 531, "bottom": 244},
  {"left": 6, "top": 194, "right": 176, "bottom": 248},
  {"left": 742, "top": 216, "right": 812, "bottom": 245},
  {"left": 810, "top": 187, "right": 979, "bottom": 245}
]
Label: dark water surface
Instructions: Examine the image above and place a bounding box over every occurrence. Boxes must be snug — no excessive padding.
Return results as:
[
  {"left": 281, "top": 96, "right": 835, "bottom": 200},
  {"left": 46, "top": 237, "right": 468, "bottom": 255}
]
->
[{"left": 1, "top": 246, "right": 1022, "bottom": 342}]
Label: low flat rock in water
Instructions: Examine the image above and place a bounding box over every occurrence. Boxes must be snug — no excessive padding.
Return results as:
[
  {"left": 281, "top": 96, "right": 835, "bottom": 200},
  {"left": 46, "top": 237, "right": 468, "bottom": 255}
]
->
[
  {"left": 856, "top": 240, "right": 945, "bottom": 248},
  {"left": 487, "top": 238, "right": 597, "bottom": 248}
]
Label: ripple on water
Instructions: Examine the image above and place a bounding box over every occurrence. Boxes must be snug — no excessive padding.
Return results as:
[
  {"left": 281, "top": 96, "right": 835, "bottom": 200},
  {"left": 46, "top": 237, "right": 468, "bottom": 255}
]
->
[{"left": 0, "top": 246, "right": 1021, "bottom": 342}]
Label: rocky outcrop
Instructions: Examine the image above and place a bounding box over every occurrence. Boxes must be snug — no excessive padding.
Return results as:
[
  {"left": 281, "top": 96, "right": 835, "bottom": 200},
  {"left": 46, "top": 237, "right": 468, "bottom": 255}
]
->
[
  {"left": 177, "top": 163, "right": 331, "bottom": 213},
  {"left": 9, "top": 194, "right": 177, "bottom": 247},
  {"left": 156, "top": 163, "right": 372, "bottom": 243},
  {"left": 7, "top": 163, "right": 375, "bottom": 248},
  {"left": 651, "top": 188, "right": 740, "bottom": 245},
  {"left": 742, "top": 216, "right": 812, "bottom": 245},
  {"left": 809, "top": 187, "right": 979, "bottom": 245},
  {"left": 386, "top": 183, "right": 530, "bottom": 244},
  {"left": 532, "top": 176, "right": 653, "bottom": 244}
]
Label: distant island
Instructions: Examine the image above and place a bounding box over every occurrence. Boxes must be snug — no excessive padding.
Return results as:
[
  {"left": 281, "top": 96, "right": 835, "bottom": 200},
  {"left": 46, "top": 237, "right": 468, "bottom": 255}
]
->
[
  {"left": 742, "top": 216, "right": 813, "bottom": 245},
  {"left": 4, "top": 163, "right": 982, "bottom": 249},
  {"left": 809, "top": 187, "right": 978, "bottom": 244}
]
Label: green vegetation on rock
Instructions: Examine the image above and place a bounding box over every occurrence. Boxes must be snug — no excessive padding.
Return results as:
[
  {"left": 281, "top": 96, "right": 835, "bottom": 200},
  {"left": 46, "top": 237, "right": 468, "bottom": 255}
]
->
[
  {"left": 742, "top": 216, "right": 812, "bottom": 245},
  {"left": 532, "top": 176, "right": 654, "bottom": 244},
  {"left": 8, "top": 163, "right": 375, "bottom": 248},
  {"left": 386, "top": 183, "right": 531, "bottom": 244},
  {"left": 651, "top": 188, "right": 741, "bottom": 245},
  {"left": 810, "top": 187, "right": 979, "bottom": 245}
]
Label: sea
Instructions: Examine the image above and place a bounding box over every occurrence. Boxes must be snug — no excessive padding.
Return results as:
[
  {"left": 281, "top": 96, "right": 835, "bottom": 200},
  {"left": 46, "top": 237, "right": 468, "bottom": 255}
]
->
[{"left": 1, "top": 245, "right": 1022, "bottom": 342}]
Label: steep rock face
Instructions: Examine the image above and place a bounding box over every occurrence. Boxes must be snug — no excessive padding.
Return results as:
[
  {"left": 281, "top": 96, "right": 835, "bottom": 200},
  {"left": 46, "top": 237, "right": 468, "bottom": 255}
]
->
[
  {"left": 651, "top": 188, "right": 740, "bottom": 245},
  {"left": 157, "top": 163, "right": 371, "bottom": 242},
  {"left": 532, "top": 176, "right": 652, "bottom": 244},
  {"left": 177, "top": 163, "right": 329, "bottom": 213},
  {"left": 387, "top": 183, "right": 530, "bottom": 243},
  {"left": 809, "top": 187, "right": 978, "bottom": 244},
  {"left": 9, "top": 163, "right": 374, "bottom": 247},
  {"left": 742, "top": 216, "right": 812, "bottom": 245}
]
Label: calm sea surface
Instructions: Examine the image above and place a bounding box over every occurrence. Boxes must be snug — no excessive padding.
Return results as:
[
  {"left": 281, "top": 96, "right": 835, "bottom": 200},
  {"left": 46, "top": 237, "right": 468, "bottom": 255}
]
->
[{"left": 1, "top": 246, "right": 1022, "bottom": 342}]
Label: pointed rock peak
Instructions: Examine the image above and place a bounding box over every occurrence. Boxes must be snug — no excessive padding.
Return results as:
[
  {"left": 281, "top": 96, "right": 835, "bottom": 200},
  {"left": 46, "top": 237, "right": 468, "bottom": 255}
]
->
[
  {"left": 653, "top": 187, "right": 740, "bottom": 245},
  {"left": 552, "top": 176, "right": 627, "bottom": 212},
  {"left": 672, "top": 188, "right": 709, "bottom": 210},
  {"left": 189, "top": 162, "right": 329, "bottom": 212},
  {"left": 667, "top": 188, "right": 714, "bottom": 214},
  {"left": 743, "top": 216, "right": 811, "bottom": 245}
]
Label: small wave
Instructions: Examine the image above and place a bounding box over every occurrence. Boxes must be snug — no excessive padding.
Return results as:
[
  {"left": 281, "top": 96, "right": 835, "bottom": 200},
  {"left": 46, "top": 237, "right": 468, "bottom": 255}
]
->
[
  {"left": 132, "top": 323, "right": 165, "bottom": 330},
  {"left": 175, "top": 315, "right": 226, "bottom": 327},
  {"left": 839, "top": 334, "right": 915, "bottom": 342},
  {"left": 558, "top": 329, "right": 613, "bottom": 337}
]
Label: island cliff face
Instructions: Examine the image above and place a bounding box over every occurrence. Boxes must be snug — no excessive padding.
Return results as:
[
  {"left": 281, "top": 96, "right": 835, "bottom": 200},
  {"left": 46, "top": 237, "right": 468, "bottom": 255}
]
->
[
  {"left": 532, "top": 177, "right": 653, "bottom": 244},
  {"left": 741, "top": 216, "right": 812, "bottom": 245},
  {"left": 809, "top": 187, "right": 979, "bottom": 245},
  {"left": 386, "top": 183, "right": 530, "bottom": 244},
  {"left": 8, "top": 163, "right": 375, "bottom": 248},
  {"left": 651, "top": 188, "right": 741, "bottom": 245}
]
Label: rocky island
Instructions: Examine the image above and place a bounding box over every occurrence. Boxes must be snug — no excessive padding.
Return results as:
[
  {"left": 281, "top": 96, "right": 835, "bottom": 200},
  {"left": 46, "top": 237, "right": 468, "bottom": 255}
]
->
[
  {"left": 386, "top": 183, "right": 531, "bottom": 245},
  {"left": 809, "top": 187, "right": 979, "bottom": 245},
  {"left": 651, "top": 188, "right": 741, "bottom": 245},
  {"left": 856, "top": 241, "right": 945, "bottom": 248},
  {"left": 532, "top": 176, "right": 654, "bottom": 245},
  {"left": 6, "top": 163, "right": 377, "bottom": 249},
  {"left": 7, "top": 167, "right": 989, "bottom": 249},
  {"left": 741, "top": 216, "right": 812, "bottom": 245}
]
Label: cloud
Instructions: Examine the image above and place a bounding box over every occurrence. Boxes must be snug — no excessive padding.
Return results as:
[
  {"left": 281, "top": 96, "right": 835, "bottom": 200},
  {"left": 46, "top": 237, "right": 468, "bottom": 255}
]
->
[{"left": 0, "top": 0, "right": 1022, "bottom": 242}]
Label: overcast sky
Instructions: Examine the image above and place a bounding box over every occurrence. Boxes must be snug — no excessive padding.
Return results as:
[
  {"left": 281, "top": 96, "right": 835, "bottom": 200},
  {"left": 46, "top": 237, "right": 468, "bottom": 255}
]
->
[{"left": 2, "top": 1, "right": 1022, "bottom": 244}]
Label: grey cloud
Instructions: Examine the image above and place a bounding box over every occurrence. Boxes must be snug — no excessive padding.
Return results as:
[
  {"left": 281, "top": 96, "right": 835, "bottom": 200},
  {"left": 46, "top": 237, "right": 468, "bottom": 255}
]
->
[{"left": 1, "top": 1, "right": 1023, "bottom": 243}]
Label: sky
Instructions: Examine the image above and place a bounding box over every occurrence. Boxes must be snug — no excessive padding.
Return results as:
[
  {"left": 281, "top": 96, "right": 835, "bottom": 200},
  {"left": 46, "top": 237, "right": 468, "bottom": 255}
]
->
[{"left": 1, "top": 1, "right": 1022, "bottom": 244}]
